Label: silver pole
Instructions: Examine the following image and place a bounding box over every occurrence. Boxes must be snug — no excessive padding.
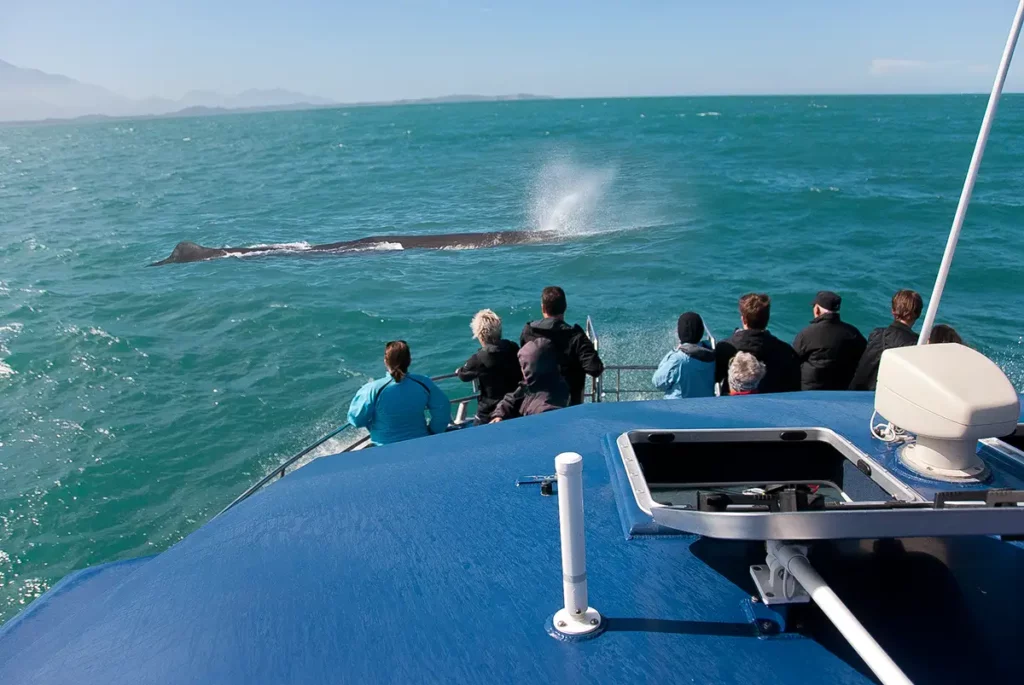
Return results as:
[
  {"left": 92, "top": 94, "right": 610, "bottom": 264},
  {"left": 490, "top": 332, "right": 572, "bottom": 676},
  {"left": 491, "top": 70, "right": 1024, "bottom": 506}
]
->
[
  {"left": 918, "top": 0, "right": 1024, "bottom": 345},
  {"left": 769, "top": 543, "right": 912, "bottom": 685}
]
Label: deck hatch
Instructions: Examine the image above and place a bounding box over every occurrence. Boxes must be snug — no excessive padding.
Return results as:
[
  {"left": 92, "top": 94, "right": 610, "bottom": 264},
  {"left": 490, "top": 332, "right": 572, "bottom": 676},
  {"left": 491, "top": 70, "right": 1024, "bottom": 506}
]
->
[{"left": 616, "top": 428, "right": 1024, "bottom": 541}]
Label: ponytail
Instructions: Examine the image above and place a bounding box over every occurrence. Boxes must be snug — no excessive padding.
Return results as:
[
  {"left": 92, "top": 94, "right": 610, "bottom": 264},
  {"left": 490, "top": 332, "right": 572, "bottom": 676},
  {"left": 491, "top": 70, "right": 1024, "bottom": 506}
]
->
[{"left": 384, "top": 340, "right": 411, "bottom": 383}]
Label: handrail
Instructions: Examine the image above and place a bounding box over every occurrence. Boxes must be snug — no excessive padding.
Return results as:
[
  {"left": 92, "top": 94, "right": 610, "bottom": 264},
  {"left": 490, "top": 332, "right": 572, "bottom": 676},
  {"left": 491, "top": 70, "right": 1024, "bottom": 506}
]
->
[
  {"left": 602, "top": 364, "right": 660, "bottom": 403},
  {"left": 585, "top": 316, "right": 601, "bottom": 403},
  {"left": 218, "top": 372, "right": 478, "bottom": 516},
  {"left": 584, "top": 315, "right": 719, "bottom": 402}
]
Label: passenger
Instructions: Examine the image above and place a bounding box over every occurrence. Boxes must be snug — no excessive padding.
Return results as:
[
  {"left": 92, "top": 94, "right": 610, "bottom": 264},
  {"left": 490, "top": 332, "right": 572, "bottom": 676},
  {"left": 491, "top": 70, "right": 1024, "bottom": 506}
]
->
[
  {"left": 456, "top": 309, "right": 523, "bottom": 424},
  {"left": 727, "top": 352, "right": 767, "bottom": 395},
  {"left": 715, "top": 293, "right": 801, "bottom": 394},
  {"left": 520, "top": 286, "right": 604, "bottom": 406},
  {"left": 929, "top": 324, "right": 963, "bottom": 345},
  {"left": 652, "top": 312, "right": 716, "bottom": 399},
  {"left": 792, "top": 291, "right": 867, "bottom": 390},
  {"left": 849, "top": 289, "right": 923, "bottom": 391},
  {"left": 490, "top": 338, "right": 570, "bottom": 422},
  {"left": 347, "top": 340, "right": 452, "bottom": 445}
]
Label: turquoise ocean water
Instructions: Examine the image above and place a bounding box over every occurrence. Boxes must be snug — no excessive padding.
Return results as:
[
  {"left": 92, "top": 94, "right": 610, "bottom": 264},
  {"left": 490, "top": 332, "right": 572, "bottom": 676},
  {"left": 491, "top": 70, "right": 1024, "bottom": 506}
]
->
[{"left": 1, "top": 95, "right": 1023, "bottom": 621}]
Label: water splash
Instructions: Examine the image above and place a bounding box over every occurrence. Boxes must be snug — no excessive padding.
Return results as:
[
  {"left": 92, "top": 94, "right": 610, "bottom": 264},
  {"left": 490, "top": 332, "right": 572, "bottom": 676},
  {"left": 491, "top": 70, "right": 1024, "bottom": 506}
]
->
[{"left": 528, "top": 158, "right": 615, "bottom": 235}]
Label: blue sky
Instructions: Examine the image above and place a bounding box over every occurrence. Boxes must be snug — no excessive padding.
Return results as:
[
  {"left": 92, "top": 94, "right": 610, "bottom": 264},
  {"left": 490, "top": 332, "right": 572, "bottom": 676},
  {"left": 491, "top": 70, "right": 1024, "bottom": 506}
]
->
[{"left": 3, "top": 0, "right": 1024, "bottom": 100}]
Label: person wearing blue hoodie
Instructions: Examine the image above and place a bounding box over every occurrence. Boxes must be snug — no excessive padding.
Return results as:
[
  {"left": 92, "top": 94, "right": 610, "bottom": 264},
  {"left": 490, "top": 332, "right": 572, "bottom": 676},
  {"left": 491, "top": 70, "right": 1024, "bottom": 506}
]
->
[
  {"left": 652, "top": 312, "right": 717, "bottom": 399},
  {"left": 348, "top": 340, "right": 451, "bottom": 445}
]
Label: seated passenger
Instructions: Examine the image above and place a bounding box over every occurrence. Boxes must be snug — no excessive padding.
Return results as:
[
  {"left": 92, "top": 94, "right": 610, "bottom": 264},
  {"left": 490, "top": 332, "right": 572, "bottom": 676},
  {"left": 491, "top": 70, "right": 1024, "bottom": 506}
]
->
[
  {"left": 489, "top": 338, "right": 569, "bottom": 422},
  {"left": 347, "top": 340, "right": 451, "bottom": 445},
  {"left": 456, "top": 309, "right": 523, "bottom": 424},
  {"left": 727, "top": 351, "right": 766, "bottom": 395},
  {"left": 652, "top": 312, "right": 716, "bottom": 399},
  {"left": 929, "top": 324, "right": 963, "bottom": 345},
  {"left": 715, "top": 293, "right": 800, "bottom": 394}
]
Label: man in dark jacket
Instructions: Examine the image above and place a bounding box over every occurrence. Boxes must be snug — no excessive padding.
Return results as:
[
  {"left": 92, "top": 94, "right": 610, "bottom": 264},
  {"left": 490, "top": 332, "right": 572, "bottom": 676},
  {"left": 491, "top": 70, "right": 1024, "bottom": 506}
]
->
[
  {"left": 792, "top": 291, "right": 867, "bottom": 390},
  {"left": 520, "top": 286, "right": 604, "bottom": 405},
  {"left": 849, "top": 289, "right": 923, "bottom": 391},
  {"left": 715, "top": 293, "right": 800, "bottom": 394}
]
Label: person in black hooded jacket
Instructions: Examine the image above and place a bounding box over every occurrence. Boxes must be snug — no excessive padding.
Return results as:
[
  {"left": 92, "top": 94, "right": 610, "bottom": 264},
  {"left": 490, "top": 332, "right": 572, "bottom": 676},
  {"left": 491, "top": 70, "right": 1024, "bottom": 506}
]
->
[
  {"left": 715, "top": 293, "right": 800, "bottom": 394},
  {"left": 849, "top": 289, "right": 923, "bottom": 391},
  {"left": 792, "top": 291, "right": 867, "bottom": 390},
  {"left": 519, "top": 286, "right": 603, "bottom": 405},
  {"left": 456, "top": 309, "right": 522, "bottom": 423}
]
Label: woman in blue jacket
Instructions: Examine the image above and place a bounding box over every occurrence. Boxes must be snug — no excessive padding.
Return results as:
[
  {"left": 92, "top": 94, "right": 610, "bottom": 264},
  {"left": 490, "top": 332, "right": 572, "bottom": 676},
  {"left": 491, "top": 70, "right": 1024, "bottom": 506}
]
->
[
  {"left": 348, "top": 340, "right": 451, "bottom": 445},
  {"left": 652, "top": 312, "right": 716, "bottom": 399}
]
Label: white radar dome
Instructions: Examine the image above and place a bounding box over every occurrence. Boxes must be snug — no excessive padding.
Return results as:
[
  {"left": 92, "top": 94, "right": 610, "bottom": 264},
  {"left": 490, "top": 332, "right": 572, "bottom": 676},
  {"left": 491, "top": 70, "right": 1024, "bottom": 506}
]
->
[{"left": 875, "top": 343, "right": 1020, "bottom": 481}]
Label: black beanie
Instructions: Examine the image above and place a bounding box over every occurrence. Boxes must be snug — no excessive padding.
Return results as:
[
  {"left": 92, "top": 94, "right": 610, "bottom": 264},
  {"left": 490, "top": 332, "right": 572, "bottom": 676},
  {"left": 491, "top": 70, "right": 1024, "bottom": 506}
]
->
[{"left": 677, "top": 312, "right": 704, "bottom": 345}]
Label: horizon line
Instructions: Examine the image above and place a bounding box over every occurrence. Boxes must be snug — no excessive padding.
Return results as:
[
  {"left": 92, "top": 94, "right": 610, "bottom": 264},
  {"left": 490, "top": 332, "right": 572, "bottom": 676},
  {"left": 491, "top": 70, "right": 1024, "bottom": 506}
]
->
[{"left": 2, "top": 90, "right": 1020, "bottom": 128}]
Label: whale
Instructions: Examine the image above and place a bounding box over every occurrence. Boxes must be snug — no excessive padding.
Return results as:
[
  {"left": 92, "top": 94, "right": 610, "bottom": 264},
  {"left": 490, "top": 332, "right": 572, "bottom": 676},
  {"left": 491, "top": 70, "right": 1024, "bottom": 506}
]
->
[{"left": 150, "top": 230, "right": 553, "bottom": 266}]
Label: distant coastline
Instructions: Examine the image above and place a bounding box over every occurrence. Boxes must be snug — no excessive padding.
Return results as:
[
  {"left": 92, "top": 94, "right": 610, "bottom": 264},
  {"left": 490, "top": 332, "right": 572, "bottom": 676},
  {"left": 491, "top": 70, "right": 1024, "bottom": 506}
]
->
[{"left": 0, "top": 94, "right": 555, "bottom": 127}]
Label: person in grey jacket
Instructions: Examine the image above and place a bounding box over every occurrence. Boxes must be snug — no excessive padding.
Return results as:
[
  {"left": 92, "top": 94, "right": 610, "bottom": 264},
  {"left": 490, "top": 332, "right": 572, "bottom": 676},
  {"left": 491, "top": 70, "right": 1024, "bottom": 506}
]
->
[{"left": 490, "top": 338, "right": 569, "bottom": 422}]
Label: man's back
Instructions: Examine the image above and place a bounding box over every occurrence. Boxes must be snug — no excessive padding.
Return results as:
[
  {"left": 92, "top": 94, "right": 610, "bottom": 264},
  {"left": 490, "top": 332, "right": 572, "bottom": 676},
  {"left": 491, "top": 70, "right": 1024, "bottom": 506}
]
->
[
  {"left": 849, "top": 321, "right": 918, "bottom": 391},
  {"left": 715, "top": 328, "right": 800, "bottom": 394},
  {"left": 520, "top": 318, "right": 603, "bottom": 405},
  {"left": 793, "top": 313, "right": 867, "bottom": 390}
]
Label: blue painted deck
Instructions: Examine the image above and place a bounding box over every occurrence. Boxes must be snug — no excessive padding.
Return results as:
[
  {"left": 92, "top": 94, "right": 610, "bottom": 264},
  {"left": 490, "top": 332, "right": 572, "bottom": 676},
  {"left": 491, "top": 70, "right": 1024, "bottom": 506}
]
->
[{"left": 2, "top": 392, "right": 1023, "bottom": 684}]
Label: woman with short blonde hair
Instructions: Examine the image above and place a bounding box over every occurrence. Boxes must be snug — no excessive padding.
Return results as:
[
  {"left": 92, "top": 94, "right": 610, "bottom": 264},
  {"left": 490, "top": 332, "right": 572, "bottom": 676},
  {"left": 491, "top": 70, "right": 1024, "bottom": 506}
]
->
[
  {"left": 471, "top": 309, "right": 503, "bottom": 345},
  {"left": 457, "top": 309, "right": 522, "bottom": 423}
]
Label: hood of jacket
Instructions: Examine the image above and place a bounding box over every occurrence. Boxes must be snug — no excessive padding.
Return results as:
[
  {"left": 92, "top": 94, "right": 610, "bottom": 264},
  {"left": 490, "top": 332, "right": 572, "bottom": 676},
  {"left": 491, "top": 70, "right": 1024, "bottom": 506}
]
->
[
  {"left": 524, "top": 317, "right": 580, "bottom": 343},
  {"left": 726, "top": 328, "right": 777, "bottom": 356},
  {"left": 679, "top": 342, "right": 715, "bottom": 363},
  {"left": 518, "top": 338, "right": 564, "bottom": 390},
  {"left": 809, "top": 312, "right": 842, "bottom": 326}
]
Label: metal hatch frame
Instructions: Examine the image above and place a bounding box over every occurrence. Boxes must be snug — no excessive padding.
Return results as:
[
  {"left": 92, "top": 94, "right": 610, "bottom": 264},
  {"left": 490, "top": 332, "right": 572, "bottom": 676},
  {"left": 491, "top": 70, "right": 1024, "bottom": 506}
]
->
[{"left": 616, "top": 428, "right": 1024, "bottom": 541}]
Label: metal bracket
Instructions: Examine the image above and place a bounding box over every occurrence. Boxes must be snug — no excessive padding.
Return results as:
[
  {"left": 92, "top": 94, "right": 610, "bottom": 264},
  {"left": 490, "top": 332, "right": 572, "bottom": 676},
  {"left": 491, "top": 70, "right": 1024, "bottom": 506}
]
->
[
  {"left": 750, "top": 543, "right": 810, "bottom": 605},
  {"left": 516, "top": 475, "right": 557, "bottom": 496}
]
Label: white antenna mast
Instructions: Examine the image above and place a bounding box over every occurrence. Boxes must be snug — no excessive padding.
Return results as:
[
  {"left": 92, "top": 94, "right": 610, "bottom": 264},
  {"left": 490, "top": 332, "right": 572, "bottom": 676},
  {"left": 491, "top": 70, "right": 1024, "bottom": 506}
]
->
[{"left": 918, "top": 0, "right": 1024, "bottom": 345}]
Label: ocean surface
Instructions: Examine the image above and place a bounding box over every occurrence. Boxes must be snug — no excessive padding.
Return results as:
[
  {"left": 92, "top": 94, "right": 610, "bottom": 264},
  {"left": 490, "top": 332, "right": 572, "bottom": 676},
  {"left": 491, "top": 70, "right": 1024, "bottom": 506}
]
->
[{"left": 1, "top": 95, "right": 1023, "bottom": 621}]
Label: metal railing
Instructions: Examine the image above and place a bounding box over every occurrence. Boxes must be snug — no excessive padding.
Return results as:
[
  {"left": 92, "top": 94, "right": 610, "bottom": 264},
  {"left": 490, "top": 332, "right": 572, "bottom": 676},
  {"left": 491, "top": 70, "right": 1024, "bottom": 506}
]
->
[
  {"left": 583, "top": 316, "right": 719, "bottom": 402},
  {"left": 584, "top": 316, "right": 602, "bottom": 403},
  {"left": 601, "top": 364, "right": 661, "bottom": 402},
  {"left": 218, "top": 372, "right": 478, "bottom": 516}
]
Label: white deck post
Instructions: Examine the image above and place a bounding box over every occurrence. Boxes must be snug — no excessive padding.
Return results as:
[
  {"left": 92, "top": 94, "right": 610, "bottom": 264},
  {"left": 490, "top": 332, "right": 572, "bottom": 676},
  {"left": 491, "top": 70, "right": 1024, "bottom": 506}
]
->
[
  {"left": 552, "top": 452, "right": 602, "bottom": 636},
  {"left": 918, "top": 0, "right": 1024, "bottom": 344}
]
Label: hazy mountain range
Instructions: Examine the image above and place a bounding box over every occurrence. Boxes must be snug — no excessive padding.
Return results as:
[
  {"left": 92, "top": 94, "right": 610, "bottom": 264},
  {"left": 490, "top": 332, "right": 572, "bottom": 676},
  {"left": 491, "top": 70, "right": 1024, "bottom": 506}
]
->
[
  {"left": 0, "top": 59, "right": 549, "bottom": 123},
  {"left": 0, "top": 59, "right": 336, "bottom": 122}
]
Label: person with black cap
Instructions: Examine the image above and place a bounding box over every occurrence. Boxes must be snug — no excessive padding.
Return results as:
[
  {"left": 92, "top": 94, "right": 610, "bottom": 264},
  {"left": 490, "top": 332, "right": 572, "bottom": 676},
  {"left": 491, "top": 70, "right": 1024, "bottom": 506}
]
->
[
  {"left": 652, "top": 312, "right": 717, "bottom": 399},
  {"left": 792, "top": 291, "right": 867, "bottom": 391}
]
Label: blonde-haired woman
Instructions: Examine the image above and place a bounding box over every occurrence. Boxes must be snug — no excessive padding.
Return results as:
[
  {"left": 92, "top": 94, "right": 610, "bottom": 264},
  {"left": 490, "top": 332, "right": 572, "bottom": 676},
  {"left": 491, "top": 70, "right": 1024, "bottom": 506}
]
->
[{"left": 456, "top": 309, "right": 523, "bottom": 424}]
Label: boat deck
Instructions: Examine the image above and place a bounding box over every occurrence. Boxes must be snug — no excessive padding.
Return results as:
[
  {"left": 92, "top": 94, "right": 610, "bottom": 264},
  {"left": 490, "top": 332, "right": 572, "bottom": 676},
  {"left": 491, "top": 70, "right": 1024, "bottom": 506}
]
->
[{"left": 1, "top": 392, "right": 1023, "bottom": 684}]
